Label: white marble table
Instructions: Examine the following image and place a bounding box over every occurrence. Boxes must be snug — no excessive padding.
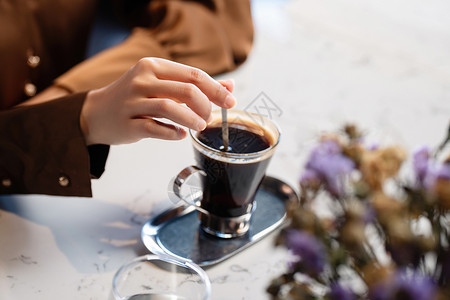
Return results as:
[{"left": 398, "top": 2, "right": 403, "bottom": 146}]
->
[{"left": 1, "top": 0, "right": 450, "bottom": 299}]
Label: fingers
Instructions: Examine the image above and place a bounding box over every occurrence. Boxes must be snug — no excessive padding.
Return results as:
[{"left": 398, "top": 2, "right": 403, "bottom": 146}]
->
[
  {"left": 145, "top": 80, "right": 211, "bottom": 121},
  {"left": 83, "top": 58, "right": 238, "bottom": 145},
  {"left": 218, "top": 79, "right": 235, "bottom": 93},
  {"left": 131, "top": 98, "right": 207, "bottom": 131},
  {"left": 131, "top": 118, "right": 187, "bottom": 140},
  {"left": 139, "top": 58, "right": 236, "bottom": 109}
]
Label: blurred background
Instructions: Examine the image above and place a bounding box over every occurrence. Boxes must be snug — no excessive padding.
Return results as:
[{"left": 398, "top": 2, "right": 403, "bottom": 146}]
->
[{"left": 211, "top": 0, "right": 450, "bottom": 187}]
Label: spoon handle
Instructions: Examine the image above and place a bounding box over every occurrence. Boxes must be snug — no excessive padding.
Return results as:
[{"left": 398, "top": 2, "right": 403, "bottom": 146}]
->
[{"left": 221, "top": 108, "right": 229, "bottom": 151}]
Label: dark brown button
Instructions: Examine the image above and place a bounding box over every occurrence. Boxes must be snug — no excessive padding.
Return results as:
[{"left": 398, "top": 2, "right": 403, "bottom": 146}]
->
[{"left": 58, "top": 175, "right": 70, "bottom": 187}]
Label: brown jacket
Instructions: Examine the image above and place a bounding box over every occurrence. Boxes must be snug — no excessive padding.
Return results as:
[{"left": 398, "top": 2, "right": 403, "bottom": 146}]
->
[{"left": 0, "top": 0, "right": 253, "bottom": 196}]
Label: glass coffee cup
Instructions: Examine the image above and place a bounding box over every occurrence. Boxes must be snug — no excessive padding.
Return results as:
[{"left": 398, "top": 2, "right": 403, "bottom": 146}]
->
[
  {"left": 173, "top": 110, "right": 280, "bottom": 238},
  {"left": 112, "top": 254, "right": 211, "bottom": 300}
]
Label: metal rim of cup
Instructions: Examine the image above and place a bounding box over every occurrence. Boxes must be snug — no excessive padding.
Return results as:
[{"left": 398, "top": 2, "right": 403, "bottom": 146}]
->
[
  {"left": 112, "top": 254, "right": 211, "bottom": 300},
  {"left": 189, "top": 109, "right": 281, "bottom": 163}
]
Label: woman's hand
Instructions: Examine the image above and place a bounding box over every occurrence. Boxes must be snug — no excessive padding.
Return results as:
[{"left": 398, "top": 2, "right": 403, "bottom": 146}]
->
[{"left": 80, "top": 58, "right": 236, "bottom": 145}]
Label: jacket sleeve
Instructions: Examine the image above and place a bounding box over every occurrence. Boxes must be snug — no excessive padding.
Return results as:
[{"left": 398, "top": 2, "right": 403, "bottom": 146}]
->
[
  {"left": 53, "top": 0, "right": 254, "bottom": 93},
  {"left": 0, "top": 93, "right": 109, "bottom": 196}
]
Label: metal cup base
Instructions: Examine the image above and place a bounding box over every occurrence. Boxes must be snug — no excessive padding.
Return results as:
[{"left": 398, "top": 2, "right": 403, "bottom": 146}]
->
[{"left": 198, "top": 204, "right": 257, "bottom": 239}]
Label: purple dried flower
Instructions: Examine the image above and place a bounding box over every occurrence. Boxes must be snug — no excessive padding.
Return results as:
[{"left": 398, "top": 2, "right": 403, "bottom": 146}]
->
[
  {"left": 413, "top": 146, "right": 450, "bottom": 190},
  {"left": 362, "top": 204, "right": 376, "bottom": 224},
  {"left": 369, "top": 269, "right": 436, "bottom": 300},
  {"left": 424, "top": 164, "right": 450, "bottom": 190},
  {"left": 302, "top": 140, "right": 355, "bottom": 196},
  {"left": 366, "top": 142, "right": 380, "bottom": 151},
  {"left": 329, "top": 282, "right": 357, "bottom": 300},
  {"left": 413, "top": 146, "right": 430, "bottom": 185},
  {"left": 300, "top": 168, "right": 320, "bottom": 184},
  {"left": 285, "top": 229, "right": 326, "bottom": 275},
  {"left": 436, "top": 163, "right": 450, "bottom": 179}
]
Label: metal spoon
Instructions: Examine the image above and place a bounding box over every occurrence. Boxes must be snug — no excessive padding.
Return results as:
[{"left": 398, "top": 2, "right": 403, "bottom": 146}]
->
[{"left": 221, "top": 108, "right": 229, "bottom": 151}]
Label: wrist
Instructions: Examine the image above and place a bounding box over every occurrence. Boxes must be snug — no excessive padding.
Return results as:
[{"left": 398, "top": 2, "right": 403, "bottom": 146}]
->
[{"left": 80, "top": 89, "right": 100, "bottom": 146}]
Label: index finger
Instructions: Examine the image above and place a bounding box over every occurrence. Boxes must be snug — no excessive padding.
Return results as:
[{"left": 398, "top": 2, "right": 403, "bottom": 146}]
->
[{"left": 143, "top": 58, "right": 237, "bottom": 109}]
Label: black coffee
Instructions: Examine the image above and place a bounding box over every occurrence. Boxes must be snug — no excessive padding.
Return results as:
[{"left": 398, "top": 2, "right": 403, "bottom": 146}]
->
[
  {"left": 197, "top": 125, "right": 271, "bottom": 154},
  {"left": 195, "top": 122, "right": 274, "bottom": 218}
]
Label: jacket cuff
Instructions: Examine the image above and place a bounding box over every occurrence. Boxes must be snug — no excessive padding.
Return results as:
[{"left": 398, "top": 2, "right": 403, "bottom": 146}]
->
[{"left": 0, "top": 93, "right": 103, "bottom": 196}]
